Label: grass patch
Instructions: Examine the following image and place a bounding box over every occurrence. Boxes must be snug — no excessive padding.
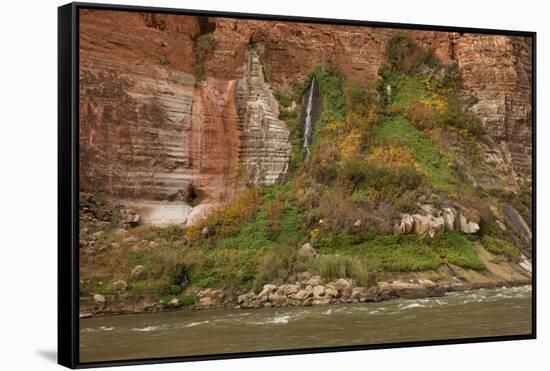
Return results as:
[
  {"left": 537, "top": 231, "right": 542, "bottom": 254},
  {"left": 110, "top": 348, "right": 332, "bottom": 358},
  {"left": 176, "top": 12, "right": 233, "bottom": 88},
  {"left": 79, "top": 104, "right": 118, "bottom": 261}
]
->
[
  {"left": 372, "top": 116, "right": 467, "bottom": 193},
  {"left": 160, "top": 294, "right": 199, "bottom": 306},
  {"left": 481, "top": 236, "right": 521, "bottom": 262},
  {"left": 317, "top": 232, "right": 441, "bottom": 272},
  {"left": 432, "top": 232, "right": 485, "bottom": 270}
]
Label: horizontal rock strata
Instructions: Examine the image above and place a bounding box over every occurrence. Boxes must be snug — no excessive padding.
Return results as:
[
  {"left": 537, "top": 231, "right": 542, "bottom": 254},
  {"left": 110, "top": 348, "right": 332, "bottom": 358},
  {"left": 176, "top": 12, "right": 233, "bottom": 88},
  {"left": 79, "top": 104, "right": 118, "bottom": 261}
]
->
[{"left": 79, "top": 10, "right": 532, "bottom": 225}]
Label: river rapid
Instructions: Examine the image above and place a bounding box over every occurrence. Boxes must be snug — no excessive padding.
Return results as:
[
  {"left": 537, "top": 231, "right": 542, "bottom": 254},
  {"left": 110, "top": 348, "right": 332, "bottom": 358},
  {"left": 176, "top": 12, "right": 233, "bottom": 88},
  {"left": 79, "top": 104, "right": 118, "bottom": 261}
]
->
[{"left": 80, "top": 285, "right": 532, "bottom": 363}]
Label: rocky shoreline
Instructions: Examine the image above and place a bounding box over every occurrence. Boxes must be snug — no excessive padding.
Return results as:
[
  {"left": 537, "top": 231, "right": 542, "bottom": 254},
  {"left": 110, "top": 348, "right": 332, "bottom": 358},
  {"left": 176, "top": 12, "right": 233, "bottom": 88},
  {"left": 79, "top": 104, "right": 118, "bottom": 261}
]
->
[{"left": 80, "top": 273, "right": 531, "bottom": 319}]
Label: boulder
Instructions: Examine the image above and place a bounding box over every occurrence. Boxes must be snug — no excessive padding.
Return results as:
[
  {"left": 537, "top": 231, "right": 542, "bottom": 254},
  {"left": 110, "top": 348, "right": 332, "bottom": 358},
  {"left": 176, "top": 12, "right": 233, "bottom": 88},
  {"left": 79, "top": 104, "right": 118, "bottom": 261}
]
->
[
  {"left": 496, "top": 220, "right": 507, "bottom": 231},
  {"left": 502, "top": 204, "right": 532, "bottom": 244},
  {"left": 93, "top": 294, "right": 105, "bottom": 305},
  {"left": 198, "top": 296, "right": 217, "bottom": 306},
  {"left": 324, "top": 286, "right": 339, "bottom": 298},
  {"left": 92, "top": 231, "right": 105, "bottom": 240},
  {"left": 442, "top": 207, "right": 457, "bottom": 230},
  {"left": 298, "top": 243, "right": 317, "bottom": 258},
  {"left": 294, "top": 288, "right": 313, "bottom": 300},
  {"left": 200, "top": 288, "right": 224, "bottom": 299},
  {"left": 201, "top": 226, "right": 210, "bottom": 238},
  {"left": 268, "top": 292, "right": 287, "bottom": 303},
  {"left": 131, "top": 265, "right": 147, "bottom": 280},
  {"left": 420, "top": 204, "right": 438, "bottom": 216},
  {"left": 342, "top": 284, "right": 354, "bottom": 298},
  {"left": 394, "top": 214, "right": 414, "bottom": 234},
  {"left": 277, "top": 284, "right": 299, "bottom": 296},
  {"left": 258, "top": 284, "right": 277, "bottom": 298},
  {"left": 306, "top": 276, "right": 324, "bottom": 286},
  {"left": 412, "top": 214, "right": 445, "bottom": 238},
  {"left": 169, "top": 298, "right": 181, "bottom": 308},
  {"left": 237, "top": 292, "right": 255, "bottom": 304},
  {"left": 297, "top": 271, "right": 312, "bottom": 282},
  {"left": 350, "top": 287, "right": 367, "bottom": 300},
  {"left": 333, "top": 278, "right": 355, "bottom": 292},
  {"left": 353, "top": 219, "right": 362, "bottom": 228},
  {"left": 112, "top": 280, "right": 128, "bottom": 291},
  {"left": 458, "top": 214, "right": 480, "bottom": 234},
  {"left": 312, "top": 298, "right": 331, "bottom": 306},
  {"left": 312, "top": 285, "right": 325, "bottom": 298}
]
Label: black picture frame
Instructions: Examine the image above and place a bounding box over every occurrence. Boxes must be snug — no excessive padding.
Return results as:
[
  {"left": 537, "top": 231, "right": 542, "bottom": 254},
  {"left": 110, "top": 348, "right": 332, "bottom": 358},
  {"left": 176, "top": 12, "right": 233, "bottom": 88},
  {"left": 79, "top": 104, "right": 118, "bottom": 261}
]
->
[{"left": 58, "top": 2, "right": 537, "bottom": 368}]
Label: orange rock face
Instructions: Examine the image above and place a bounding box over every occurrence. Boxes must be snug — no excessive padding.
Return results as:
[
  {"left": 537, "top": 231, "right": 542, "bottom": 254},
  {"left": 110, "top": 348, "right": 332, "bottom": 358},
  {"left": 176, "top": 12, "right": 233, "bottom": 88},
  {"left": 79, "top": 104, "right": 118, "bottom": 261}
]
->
[{"left": 79, "top": 9, "right": 532, "bottom": 224}]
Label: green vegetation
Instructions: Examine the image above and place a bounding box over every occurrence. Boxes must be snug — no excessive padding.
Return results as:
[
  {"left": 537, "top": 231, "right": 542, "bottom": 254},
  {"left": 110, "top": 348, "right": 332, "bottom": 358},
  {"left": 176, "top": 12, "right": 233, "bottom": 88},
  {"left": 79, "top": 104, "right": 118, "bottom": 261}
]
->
[
  {"left": 160, "top": 294, "right": 199, "bottom": 306},
  {"left": 384, "top": 31, "right": 439, "bottom": 75},
  {"left": 193, "top": 32, "right": 216, "bottom": 80},
  {"left": 431, "top": 232, "right": 485, "bottom": 270},
  {"left": 481, "top": 236, "right": 521, "bottom": 262},
  {"left": 371, "top": 117, "right": 465, "bottom": 192},
  {"left": 80, "top": 30, "right": 528, "bottom": 304}
]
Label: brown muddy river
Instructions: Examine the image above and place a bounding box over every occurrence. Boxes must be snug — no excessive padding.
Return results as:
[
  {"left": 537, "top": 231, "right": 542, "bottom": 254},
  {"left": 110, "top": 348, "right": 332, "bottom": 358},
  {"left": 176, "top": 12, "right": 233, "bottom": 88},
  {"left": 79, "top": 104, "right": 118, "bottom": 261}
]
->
[{"left": 80, "top": 285, "right": 532, "bottom": 363}]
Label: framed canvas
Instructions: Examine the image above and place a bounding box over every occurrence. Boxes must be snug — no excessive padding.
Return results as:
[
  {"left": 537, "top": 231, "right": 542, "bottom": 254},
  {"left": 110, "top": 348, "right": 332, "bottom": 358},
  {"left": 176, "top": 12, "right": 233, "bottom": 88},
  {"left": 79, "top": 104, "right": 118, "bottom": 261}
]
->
[{"left": 58, "top": 2, "right": 536, "bottom": 368}]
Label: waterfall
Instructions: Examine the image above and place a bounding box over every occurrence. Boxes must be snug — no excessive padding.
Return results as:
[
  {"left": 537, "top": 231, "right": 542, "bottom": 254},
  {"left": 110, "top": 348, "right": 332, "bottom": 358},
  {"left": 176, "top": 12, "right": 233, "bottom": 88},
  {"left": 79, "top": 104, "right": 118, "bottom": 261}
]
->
[{"left": 303, "top": 77, "right": 315, "bottom": 154}]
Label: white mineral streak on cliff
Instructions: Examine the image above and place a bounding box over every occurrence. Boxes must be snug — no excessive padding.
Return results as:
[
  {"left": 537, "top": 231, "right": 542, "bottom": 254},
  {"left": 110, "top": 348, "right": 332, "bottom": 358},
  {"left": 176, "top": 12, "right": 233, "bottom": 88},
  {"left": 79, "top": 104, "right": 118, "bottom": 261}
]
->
[{"left": 236, "top": 50, "right": 291, "bottom": 185}]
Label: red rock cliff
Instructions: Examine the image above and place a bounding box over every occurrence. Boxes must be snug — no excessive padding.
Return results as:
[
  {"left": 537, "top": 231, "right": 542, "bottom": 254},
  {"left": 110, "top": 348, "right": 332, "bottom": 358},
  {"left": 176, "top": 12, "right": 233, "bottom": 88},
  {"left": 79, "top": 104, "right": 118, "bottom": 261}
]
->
[{"left": 79, "top": 10, "right": 532, "bottom": 224}]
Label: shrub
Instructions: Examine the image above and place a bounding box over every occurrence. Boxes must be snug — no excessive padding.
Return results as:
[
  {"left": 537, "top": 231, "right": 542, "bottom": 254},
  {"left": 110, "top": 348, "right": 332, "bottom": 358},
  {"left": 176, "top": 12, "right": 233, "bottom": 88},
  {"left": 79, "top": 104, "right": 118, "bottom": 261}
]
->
[
  {"left": 179, "top": 295, "right": 199, "bottom": 305},
  {"left": 341, "top": 159, "right": 423, "bottom": 195},
  {"left": 368, "top": 142, "right": 415, "bottom": 167},
  {"left": 345, "top": 110, "right": 379, "bottom": 139},
  {"left": 307, "top": 140, "right": 340, "bottom": 184},
  {"left": 309, "top": 64, "right": 346, "bottom": 122},
  {"left": 385, "top": 31, "right": 439, "bottom": 75},
  {"left": 194, "top": 276, "right": 217, "bottom": 288},
  {"left": 313, "top": 254, "right": 354, "bottom": 281},
  {"left": 439, "top": 96, "right": 484, "bottom": 136},
  {"left": 274, "top": 90, "right": 293, "bottom": 108},
  {"left": 351, "top": 260, "right": 370, "bottom": 287},
  {"left": 431, "top": 232, "right": 485, "bottom": 270},
  {"left": 252, "top": 245, "right": 297, "bottom": 291},
  {"left": 129, "top": 279, "right": 173, "bottom": 299},
  {"left": 194, "top": 32, "right": 216, "bottom": 80},
  {"left": 339, "top": 129, "right": 363, "bottom": 161},
  {"left": 318, "top": 189, "right": 366, "bottom": 230},
  {"left": 339, "top": 157, "right": 368, "bottom": 186},
  {"left": 350, "top": 188, "right": 369, "bottom": 204},
  {"left": 184, "top": 188, "right": 262, "bottom": 243},
  {"left": 405, "top": 100, "right": 439, "bottom": 130},
  {"left": 346, "top": 81, "right": 379, "bottom": 116}
]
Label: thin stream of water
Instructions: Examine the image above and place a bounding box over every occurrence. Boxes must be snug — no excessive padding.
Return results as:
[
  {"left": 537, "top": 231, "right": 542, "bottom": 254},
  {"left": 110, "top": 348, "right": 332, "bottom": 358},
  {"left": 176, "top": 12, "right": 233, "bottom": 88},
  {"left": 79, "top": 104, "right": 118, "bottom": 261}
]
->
[{"left": 303, "top": 77, "right": 316, "bottom": 153}]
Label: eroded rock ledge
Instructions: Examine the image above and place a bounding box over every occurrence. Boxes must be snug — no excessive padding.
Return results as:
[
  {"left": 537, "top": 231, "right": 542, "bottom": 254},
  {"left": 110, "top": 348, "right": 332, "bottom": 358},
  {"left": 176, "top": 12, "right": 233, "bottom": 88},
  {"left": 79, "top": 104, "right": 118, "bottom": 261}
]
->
[{"left": 236, "top": 50, "right": 291, "bottom": 185}]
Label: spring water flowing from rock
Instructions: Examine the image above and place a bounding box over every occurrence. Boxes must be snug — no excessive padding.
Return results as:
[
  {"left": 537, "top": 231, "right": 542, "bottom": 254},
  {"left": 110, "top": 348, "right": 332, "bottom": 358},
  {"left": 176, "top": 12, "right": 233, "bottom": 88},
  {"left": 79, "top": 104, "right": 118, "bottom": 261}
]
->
[{"left": 303, "top": 77, "right": 316, "bottom": 155}]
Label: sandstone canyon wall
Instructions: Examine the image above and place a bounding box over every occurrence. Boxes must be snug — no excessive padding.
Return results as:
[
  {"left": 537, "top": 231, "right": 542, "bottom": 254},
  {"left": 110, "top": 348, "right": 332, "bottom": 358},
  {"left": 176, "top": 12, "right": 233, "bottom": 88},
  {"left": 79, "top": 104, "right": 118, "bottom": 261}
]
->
[{"left": 79, "top": 10, "right": 532, "bottom": 224}]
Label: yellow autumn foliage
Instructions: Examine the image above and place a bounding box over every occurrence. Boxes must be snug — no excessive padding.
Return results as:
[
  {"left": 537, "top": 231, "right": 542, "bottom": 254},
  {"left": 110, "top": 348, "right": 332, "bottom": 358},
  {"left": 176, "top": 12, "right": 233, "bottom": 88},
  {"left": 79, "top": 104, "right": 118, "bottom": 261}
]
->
[
  {"left": 339, "top": 129, "right": 363, "bottom": 161},
  {"left": 368, "top": 143, "right": 416, "bottom": 167},
  {"left": 184, "top": 187, "right": 262, "bottom": 244}
]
